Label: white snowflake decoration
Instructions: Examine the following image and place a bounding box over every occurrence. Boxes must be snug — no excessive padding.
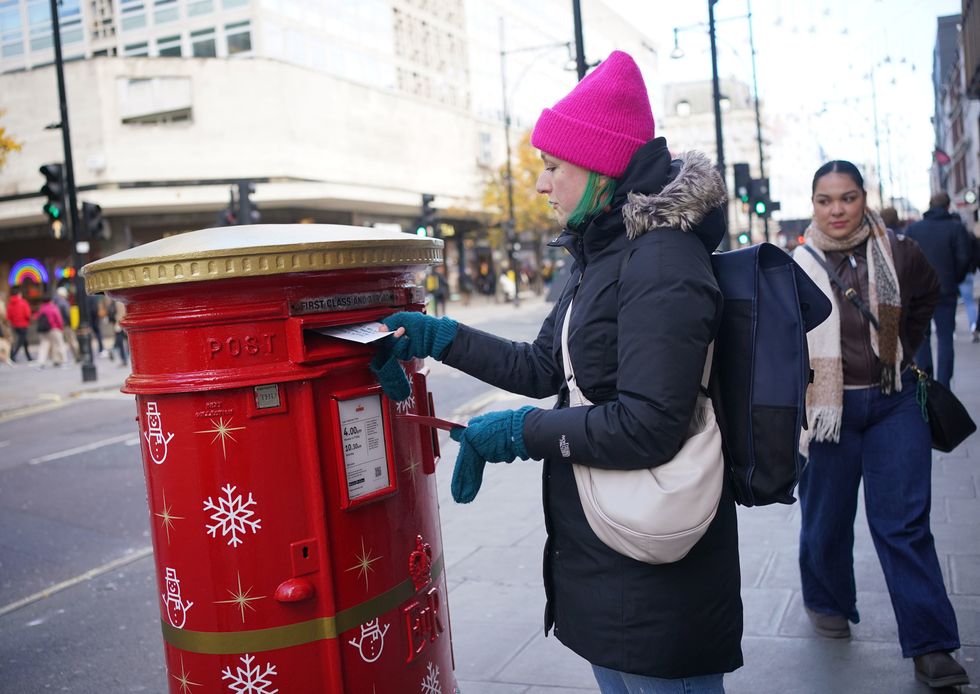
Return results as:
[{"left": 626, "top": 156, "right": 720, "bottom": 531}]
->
[
  {"left": 204, "top": 484, "right": 261, "bottom": 547},
  {"left": 221, "top": 653, "right": 278, "bottom": 694},
  {"left": 394, "top": 367, "right": 416, "bottom": 414},
  {"left": 420, "top": 661, "right": 442, "bottom": 694}
]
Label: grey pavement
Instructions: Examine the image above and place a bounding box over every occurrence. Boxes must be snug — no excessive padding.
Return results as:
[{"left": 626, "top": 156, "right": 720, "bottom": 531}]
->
[{"left": 2, "top": 292, "right": 979, "bottom": 693}]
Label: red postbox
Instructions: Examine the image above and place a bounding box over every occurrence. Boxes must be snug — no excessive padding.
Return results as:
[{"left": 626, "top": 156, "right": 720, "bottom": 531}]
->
[{"left": 82, "top": 226, "right": 458, "bottom": 693}]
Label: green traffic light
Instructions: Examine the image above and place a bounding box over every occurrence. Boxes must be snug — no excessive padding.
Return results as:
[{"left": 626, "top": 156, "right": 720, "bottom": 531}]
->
[
  {"left": 416, "top": 226, "right": 427, "bottom": 237},
  {"left": 754, "top": 201, "right": 767, "bottom": 215},
  {"left": 46, "top": 203, "right": 61, "bottom": 219},
  {"left": 737, "top": 232, "right": 750, "bottom": 245}
]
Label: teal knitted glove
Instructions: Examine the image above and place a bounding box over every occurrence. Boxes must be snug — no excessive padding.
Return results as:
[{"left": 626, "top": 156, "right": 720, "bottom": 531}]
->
[
  {"left": 381, "top": 312, "right": 459, "bottom": 361},
  {"left": 370, "top": 337, "right": 411, "bottom": 402},
  {"left": 450, "top": 407, "right": 534, "bottom": 503}
]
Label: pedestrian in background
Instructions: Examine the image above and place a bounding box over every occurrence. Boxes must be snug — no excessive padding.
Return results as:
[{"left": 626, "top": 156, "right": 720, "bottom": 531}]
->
[
  {"left": 379, "top": 51, "right": 741, "bottom": 693},
  {"left": 33, "top": 293, "right": 66, "bottom": 368},
  {"left": 54, "top": 286, "right": 79, "bottom": 362},
  {"left": 879, "top": 206, "right": 903, "bottom": 231},
  {"left": 793, "top": 161, "right": 968, "bottom": 689},
  {"left": 106, "top": 297, "right": 129, "bottom": 366},
  {"left": 958, "top": 230, "right": 980, "bottom": 343},
  {"left": 87, "top": 293, "right": 106, "bottom": 357},
  {"left": 0, "top": 293, "right": 12, "bottom": 365},
  {"left": 7, "top": 285, "right": 33, "bottom": 362},
  {"left": 905, "top": 192, "right": 973, "bottom": 387}
]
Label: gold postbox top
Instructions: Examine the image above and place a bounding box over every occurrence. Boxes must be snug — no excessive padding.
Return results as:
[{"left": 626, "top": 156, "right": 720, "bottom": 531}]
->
[{"left": 81, "top": 224, "right": 444, "bottom": 293}]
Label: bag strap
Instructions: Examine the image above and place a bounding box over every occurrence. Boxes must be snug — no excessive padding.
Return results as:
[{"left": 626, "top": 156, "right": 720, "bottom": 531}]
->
[{"left": 802, "top": 244, "right": 879, "bottom": 330}]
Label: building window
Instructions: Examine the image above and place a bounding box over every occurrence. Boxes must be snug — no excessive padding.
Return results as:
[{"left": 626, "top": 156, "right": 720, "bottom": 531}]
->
[
  {"left": 0, "top": 4, "right": 22, "bottom": 57},
  {"left": 156, "top": 33, "right": 181, "bottom": 56},
  {"left": 225, "top": 20, "right": 250, "bottom": 55},
  {"left": 223, "top": 0, "right": 249, "bottom": 7},
  {"left": 118, "top": 75, "right": 193, "bottom": 124},
  {"left": 124, "top": 40, "right": 148, "bottom": 56},
  {"left": 154, "top": 0, "right": 178, "bottom": 24},
  {"left": 120, "top": 0, "right": 146, "bottom": 30},
  {"left": 191, "top": 27, "right": 215, "bottom": 57},
  {"left": 187, "top": 0, "right": 213, "bottom": 17}
]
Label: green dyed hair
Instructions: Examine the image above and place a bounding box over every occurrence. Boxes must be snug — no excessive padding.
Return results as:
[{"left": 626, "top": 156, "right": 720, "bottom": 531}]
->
[{"left": 567, "top": 171, "right": 617, "bottom": 229}]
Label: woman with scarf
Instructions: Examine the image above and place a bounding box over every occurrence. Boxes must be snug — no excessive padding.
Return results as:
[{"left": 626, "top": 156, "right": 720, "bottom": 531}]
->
[
  {"left": 376, "top": 51, "right": 742, "bottom": 693},
  {"left": 793, "top": 160, "right": 968, "bottom": 689}
]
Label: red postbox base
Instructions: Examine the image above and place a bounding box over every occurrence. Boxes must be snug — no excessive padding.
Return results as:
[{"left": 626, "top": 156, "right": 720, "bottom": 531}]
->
[{"left": 84, "top": 227, "right": 458, "bottom": 693}]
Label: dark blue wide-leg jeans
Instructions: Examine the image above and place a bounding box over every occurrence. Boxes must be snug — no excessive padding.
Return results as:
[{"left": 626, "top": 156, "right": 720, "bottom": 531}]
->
[{"left": 798, "top": 375, "right": 961, "bottom": 657}]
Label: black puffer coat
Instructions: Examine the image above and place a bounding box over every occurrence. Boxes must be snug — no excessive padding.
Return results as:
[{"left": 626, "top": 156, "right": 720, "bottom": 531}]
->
[{"left": 442, "top": 138, "right": 743, "bottom": 678}]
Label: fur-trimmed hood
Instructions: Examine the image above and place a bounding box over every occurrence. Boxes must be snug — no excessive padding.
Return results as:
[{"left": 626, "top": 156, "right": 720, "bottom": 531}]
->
[{"left": 623, "top": 150, "right": 728, "bottom": 241}]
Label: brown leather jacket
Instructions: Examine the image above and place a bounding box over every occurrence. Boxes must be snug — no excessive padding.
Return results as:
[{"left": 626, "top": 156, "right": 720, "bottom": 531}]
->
[{"left": 823, "top": 231, "right": 940, "bottom": 386}]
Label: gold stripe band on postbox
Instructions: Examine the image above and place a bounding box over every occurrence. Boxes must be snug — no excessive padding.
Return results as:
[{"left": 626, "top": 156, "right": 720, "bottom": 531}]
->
[{"left": 160, "top": 555, "right": 444, "bottom": 655}]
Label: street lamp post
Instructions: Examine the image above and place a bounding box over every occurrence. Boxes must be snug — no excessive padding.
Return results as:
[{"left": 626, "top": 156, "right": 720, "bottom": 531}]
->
[
  {"left": 498, "top": 19, "right": 573, "bottom": 306},
  {"left": 707, "top": 0, "right": 729, "bottom": 250},
  {"left": 674, "top": 1, "right": 767, "bottom": 247},
  {"left": 49, "top": 0, "right": 97, "bottom": 382}
]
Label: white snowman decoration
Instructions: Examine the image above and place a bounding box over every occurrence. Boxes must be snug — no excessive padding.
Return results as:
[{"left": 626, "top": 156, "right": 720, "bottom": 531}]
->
[
  {"left": 162, "top": 567, "right": 193, "bottom": 629},
  {"left": 349, "top": 618, "right": 389, "bottom": 663},
  {"left": 143, "top": 401, "right": 174, "bottom": 465}
]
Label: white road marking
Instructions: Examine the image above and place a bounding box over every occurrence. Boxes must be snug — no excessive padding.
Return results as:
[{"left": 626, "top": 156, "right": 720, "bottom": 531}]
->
[
  {"left": 0, "top": 441, "right": 10, "bottom": 448},
  {"left": 0, "top": 547, "right": 153, "bottom": 619},
  {"left": 28, "top": 433, "right": 140, "bottom": 465}
]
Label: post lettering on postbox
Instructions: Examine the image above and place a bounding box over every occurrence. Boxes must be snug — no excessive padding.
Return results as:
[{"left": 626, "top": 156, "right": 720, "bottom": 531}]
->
[{"left": 207, "top": 333, "right": 277, "bottom": 360}]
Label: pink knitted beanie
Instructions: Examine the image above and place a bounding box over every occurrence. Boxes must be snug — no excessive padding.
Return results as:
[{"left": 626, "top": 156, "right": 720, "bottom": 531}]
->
[{"left": 531, "top": 50, "right": 654, "bottom": 178}]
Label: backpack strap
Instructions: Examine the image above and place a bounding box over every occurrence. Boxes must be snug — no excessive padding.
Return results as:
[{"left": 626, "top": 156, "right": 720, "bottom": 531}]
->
[{"left": 801, "top": 244, "right": 879, "bottom": 330}]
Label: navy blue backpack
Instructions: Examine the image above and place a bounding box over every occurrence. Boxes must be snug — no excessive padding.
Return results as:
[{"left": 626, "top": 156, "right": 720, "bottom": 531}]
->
[{"left": 709, "top": 243, "right": 832, "bottom": 506}]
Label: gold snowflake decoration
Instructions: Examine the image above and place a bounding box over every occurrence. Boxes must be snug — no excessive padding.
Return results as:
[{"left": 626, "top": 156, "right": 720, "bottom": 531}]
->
[
  {"left": 345, "top": 537, "right": 383, "bottom": 591},
  {"left": 193, "top": 417, "right": 246, "bottom": 460},
  {"left": 215, "top": 571, "right": 266, "bottom": 622}
]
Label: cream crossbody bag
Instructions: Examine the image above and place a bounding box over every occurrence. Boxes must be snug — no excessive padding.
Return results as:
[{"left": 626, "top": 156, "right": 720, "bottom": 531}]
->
[{"left": 561, "top": 299, "right": 724, "bottom": 564}]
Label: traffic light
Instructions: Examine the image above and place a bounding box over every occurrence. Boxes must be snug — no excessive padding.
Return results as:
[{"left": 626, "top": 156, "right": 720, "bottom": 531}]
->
[
  {"left": 81, "top": 202, "right": 103, "bottom": 239},
  {"left": 733, "top": 163, "right": 751, "bottom": 204},
  {"left": 737, "top": 232, "right": 750, "bottom": 245},
  {"left": 749, "top": 177, "right": 770, "bottom": 218},
  {"left": 417, "top": 193, "right": 436, "bottom": 236},
  {"left": 40, "top": 163, "right": 65, "bottom": 232},
  {"left": 238, "top": 181, "right": 260, "bottom": 224}
]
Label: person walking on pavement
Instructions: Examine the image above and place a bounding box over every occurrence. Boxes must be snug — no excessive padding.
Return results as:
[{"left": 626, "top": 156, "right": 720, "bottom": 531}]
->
[
  {"left": 53, "top": 286, "right": 79, "bottom": 362},
  {"left": 106, "top": 298, "right": 129, "bottom": 366},
  {"left": 793, "top": 161, "right": 968, "bottom": 689},
  {"left": 33, "top": 293, "right": 66, "bottom": 368},
  {"left": 87, "top": 293, "right": 106, "bottom": 356},
  {"left": 377, "top": 51, "right": 741, "bottom": 693},
  {"left": 7, "top": 285, "right": 33, "bottom": 362},
  {"left": 905, "top": 192, "right": 973, "bottom": 387},
  {"left": 0, "top": 294, "right": 13, "bottom": 365}
]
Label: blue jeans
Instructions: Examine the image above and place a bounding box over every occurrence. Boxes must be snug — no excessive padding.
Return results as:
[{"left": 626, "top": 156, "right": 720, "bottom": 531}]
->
[
  {"left": 959, "top": 274, "right": 977, "bottom": 329},
  {"left": 592, "top": 665, "right": 724, "bottom": 693},
  {"left": 798, "top": 374, "right": 960, "bottom": 657},
  {"left": 915, "top": 297, "right": 957, "bottom": 388}
]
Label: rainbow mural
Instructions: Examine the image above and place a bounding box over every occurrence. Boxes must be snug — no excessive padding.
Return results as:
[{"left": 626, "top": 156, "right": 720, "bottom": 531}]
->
[
  {"left": 54, "top": 265, "right": 76, "bottom": 280},
  {"left": 8, "top": 258, "right": 50, "bottom": 286}
]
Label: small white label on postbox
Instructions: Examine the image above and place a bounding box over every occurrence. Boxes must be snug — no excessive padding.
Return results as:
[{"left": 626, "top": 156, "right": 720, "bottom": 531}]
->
[
  {"left": 254, "top": 384, "right": 281, "bottom": 409},
  {"left": 338, "top": 394, "right": 390, "bottom": 501}
]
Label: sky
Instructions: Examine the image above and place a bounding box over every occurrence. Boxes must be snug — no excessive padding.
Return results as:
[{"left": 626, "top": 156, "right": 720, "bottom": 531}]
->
[{"left": 607, "top": 0, "right": 964, "bottom": 218}]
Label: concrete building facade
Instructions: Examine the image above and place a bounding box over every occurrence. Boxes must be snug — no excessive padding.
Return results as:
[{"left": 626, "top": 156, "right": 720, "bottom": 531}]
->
[{"left": 0, "top": 0, "right": 656, "bottom": 294}]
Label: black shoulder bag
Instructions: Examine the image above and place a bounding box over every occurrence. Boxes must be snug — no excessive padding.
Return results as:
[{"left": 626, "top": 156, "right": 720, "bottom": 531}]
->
[{"left": 803, "top": 245, "right": 976, "bottom": 452}]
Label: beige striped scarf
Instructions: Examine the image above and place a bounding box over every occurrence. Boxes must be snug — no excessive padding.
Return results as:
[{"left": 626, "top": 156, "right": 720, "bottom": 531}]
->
[{"left": 793, "top": 210, "right": 902, "bottom": 453}]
